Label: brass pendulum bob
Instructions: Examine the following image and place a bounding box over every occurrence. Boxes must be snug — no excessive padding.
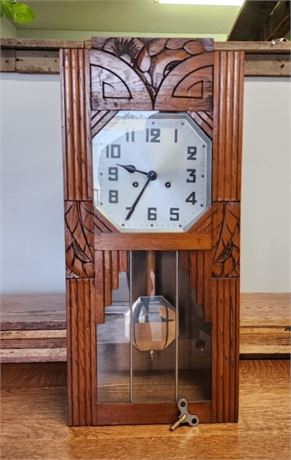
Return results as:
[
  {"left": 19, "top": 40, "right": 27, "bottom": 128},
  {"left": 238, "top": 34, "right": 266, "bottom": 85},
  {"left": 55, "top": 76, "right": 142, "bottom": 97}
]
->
[{"left": 132, "top": 251, "right": 176, "bottom": 359}]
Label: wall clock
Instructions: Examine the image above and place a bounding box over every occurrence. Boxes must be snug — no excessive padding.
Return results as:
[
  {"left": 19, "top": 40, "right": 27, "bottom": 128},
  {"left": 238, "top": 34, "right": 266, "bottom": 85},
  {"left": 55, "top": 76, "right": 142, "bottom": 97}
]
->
[{"left": 61, "top": 37, "right": 244, "bottom": 426}]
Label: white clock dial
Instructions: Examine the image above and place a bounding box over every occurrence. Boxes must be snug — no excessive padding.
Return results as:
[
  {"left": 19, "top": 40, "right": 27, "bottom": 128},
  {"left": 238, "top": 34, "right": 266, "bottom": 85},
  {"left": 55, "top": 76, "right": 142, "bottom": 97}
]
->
[{"left": 92, "top": 111, "right": 212, "bottom": 232}]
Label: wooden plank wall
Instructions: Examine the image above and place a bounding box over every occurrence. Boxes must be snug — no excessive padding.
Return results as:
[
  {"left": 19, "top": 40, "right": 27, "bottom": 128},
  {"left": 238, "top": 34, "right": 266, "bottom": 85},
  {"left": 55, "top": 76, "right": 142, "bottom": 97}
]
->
[{"left": 1, "top": 39, "right": 290, "bottom": 76}]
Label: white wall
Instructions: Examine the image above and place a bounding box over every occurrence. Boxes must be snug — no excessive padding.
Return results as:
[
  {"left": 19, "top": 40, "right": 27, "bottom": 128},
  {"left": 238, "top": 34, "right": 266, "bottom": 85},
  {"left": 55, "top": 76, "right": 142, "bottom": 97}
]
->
[
  {"left": 0, "top": 74, "right": 290, "bottom": 294},
  {"left": 241, "top": 78, "right": 291, "bottom": 292},
  {"left": 0, "top": 74, "right": 65, "bottom": 294}
]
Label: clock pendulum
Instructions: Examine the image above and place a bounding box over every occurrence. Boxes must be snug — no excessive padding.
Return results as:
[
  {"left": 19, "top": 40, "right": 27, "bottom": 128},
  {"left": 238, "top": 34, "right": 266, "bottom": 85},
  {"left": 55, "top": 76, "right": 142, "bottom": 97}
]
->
[
  {"left": 61, "top": 37, "right": 244, "bottom": 426},
  {"left": 131, "top": 250, "right": 176, "bottom": 361}
]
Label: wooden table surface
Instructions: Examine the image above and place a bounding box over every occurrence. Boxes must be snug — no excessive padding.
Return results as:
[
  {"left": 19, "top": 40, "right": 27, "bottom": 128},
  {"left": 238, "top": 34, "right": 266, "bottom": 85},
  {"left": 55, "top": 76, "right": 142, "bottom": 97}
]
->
[{"left": 1, "top": 359, "right": 290, "bottom": 460}]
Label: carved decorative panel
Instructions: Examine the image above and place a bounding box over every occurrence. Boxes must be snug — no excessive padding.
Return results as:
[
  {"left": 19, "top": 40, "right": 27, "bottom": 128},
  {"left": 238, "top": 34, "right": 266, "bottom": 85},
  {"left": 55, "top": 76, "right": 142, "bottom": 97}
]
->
[
  {"left": 212, "top": 202, "right": 240, "bottom": 277},
  {"left": 65, "top": 201, "right": 94, "bottom": 279},
  {"left": 90, "top": 38, "right": 214, "bottom": 112}
]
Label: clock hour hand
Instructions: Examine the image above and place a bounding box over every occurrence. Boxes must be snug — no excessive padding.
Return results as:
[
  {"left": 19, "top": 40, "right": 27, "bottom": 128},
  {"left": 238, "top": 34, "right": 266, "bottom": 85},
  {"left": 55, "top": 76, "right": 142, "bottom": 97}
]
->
[
  {"left": 125, "top": 170, "right": 157, "bottom": 221},
  {"left": 117, "top": 164, "right": 148, "bottom": 176}
]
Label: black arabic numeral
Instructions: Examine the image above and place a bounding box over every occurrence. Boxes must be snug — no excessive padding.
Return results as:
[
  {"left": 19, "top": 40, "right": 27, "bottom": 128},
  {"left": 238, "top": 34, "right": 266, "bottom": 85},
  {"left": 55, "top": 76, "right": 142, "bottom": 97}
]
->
[
  {"left": 187, "top": 146, "right": 197, "bottom": 160},
  {"left": 106, "top": 144, "right": 121, "bottom": 158},
  {"left": 108, "top": 167, "right": 118, "bottom": 181},
  {"left": 186, "top": 169, "right": 196, "bottom": 183},
  {"left": 109, "top": 190, "right": 118, "bottom": 203},
  {"left": 125, "top": 131, "right": 135, "bottom": 142},
  {"left": 146, "top": 128, "right": 161, "bottom": 143},
  {"left": 185, "top": 192, "right": 197, "bottom": 205},
  {"left": 170, "top": 208, "right": 179, "bottom": 221},
  {"left": 148, "top": 207, "right": 157, "bottom": 221}
]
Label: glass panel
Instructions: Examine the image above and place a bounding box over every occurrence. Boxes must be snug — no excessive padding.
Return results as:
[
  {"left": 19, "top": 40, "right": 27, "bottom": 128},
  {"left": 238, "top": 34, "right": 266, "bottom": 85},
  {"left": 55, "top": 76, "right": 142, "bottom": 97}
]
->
[
  {"left": 178, "top": 256, "right": 211, "bottom": 401},
  {"left": 96, "top": 250, "right": 212, "bottom": 404},
  {"left": 131, "top": 251, "right": 177, "bottom": 402},
  {"left": 97, "top": 271, "right": 130, "bottom": 402}
]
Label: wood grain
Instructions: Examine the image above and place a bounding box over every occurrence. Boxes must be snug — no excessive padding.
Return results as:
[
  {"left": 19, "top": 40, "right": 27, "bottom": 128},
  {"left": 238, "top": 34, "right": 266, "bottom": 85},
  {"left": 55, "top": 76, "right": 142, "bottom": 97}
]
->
[
  {"left": 66, "top": 278, "right": 96, "bottom": 425},
  {"left": 188, "top": 250, "right": 212, "bottom": 321},
  {"left": 2, "top": 37, "right": 291, "bottom": 53},
  {"left": 0, "top": 294, "right": 66, "bottom": 331},
  {"left": 90, "top": 38, "right": 214, "bottom": 111},
  {"left": 240, "top": 293, "right": 291, "bottom": 356},
  {"left": 1, "top": 360, "right": 290, "bottom": 460},
  {"left": 216, "top": 41, "right": 291, "bottom": 53},
  {"left": 15, "top": 50, "right": 59, "bottom": 73},
  {"left": 213, "top": 51, "right": 244, "bottom": 201},
  {"left": 60, "top": 48, "right": 92, "bottom": 200},
  {"left": 245, "top": 53, "right": 291, "bottom": 77},
  {"left": 60, "top": 45, "right": 96, "bottom": 425},
  {"left": 241, "top": 293, "right": 291, "bottom": 327},
  {"left": 91, "top": 110, "right": 117, "bottom": 137},
  {"left": 1, "top": 362, "right": 67, "bottom": 388},
  {"left": 240, "top": 327, "right": 291, "bottom": 356},
  {"left": 211, "top": 278, "right": 240, "bottom": 422},
  {"left": 0, "top": 49, "right": 16, "bottom": 71},
  {"left": 0, "top": 37, "right": 84, "bottom": 49},
  {"left": 96, "top": 402, "right": 211, "bottom": 425},
  {"left": 94, "top": 232, "right": 211, "bottom": 250},
  {"left": 0, "top": 330, "right": 66, "bottom": 339},
  {"left": 154, "top": 53, "right": 214, "bottom": 111},
  {"left": 2, "top": 47, "right": 290, "bottom": 78},
  {"left": 0, "top": 348, "right": 66, "bottom": 363},
  {"left": 212, "top": 202, "right": 240, "bottom": 277},
  {"left": 65, "top": 201, "right": 94, "bottom": 278},
  {"left": 1, "top": 293, "right": 289, "bottom": 363},
  {"left": 188, "top": 111, "right": 213, "bottom": 139},
  {"left": 0, "top": 338, "right": 66, "bottom": 349},
  {"left": 62, "top": 41, "right": 243, "bottom": 425}
]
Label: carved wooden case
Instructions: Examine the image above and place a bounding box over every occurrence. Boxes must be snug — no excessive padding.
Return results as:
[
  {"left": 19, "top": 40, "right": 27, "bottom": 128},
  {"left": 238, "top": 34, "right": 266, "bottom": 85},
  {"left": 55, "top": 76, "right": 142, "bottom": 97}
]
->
[{"left": 60, "top": 38, "right": 244, "bottom": 426}]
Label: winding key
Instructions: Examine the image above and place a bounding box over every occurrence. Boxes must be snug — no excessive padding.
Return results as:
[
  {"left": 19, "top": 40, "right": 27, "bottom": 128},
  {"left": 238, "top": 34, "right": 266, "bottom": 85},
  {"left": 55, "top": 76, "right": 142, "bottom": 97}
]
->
[{"left": 170, "top": 398, "right": 199, "bottom": 431}]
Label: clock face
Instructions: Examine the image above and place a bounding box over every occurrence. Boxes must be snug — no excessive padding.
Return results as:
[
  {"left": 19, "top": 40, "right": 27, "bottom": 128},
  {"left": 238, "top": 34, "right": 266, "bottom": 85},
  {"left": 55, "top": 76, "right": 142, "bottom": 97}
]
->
[{"left": 92, "top": 111, "right": 212, "bottom": 232}]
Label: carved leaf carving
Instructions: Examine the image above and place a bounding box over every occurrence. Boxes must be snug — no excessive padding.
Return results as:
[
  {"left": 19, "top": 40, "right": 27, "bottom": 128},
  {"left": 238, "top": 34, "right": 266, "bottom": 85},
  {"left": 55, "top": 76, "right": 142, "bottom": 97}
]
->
[
  {"left": 65, "top": 201, "right": 94, "bottom": 278},
  {"left": 212, "top": 203, "right": 240, "bottom": 277}
]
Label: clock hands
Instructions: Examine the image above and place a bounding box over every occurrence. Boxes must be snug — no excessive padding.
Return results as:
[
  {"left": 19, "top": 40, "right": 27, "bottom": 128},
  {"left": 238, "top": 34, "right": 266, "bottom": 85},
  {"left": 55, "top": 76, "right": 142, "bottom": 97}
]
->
[
  {"left": 117, "top": 164, "right": 148, "bottom": 176},
  {"left": 125, "top": 170, "right": 157, "bottom": 220}
]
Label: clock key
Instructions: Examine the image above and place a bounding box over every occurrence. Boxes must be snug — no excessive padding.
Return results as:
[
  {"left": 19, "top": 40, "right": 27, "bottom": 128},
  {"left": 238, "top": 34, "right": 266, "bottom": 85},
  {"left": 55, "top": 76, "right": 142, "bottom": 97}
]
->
[{"left": 170, "top": 398, "right": 199, "bottom": 431}]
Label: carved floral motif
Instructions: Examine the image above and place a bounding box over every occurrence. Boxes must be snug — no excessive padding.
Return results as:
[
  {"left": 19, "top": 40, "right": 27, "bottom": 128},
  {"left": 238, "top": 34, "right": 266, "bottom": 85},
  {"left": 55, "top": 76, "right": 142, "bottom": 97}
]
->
[{"left": 90, "top": 37, "right": 214, "bottom": 111}]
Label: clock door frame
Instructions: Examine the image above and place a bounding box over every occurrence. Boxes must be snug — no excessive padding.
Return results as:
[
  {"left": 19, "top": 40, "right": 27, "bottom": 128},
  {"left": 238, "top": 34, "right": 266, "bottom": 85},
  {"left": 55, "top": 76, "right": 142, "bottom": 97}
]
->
[{"left": 60, "top": 39, "right": 244, "bottom": 426}]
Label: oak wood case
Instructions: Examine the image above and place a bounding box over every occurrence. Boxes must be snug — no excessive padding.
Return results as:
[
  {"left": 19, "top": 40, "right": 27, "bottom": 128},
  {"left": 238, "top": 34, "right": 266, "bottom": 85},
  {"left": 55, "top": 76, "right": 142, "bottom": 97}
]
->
[{"left": 61, "top": 38, "right": 244, "bottom": 426}]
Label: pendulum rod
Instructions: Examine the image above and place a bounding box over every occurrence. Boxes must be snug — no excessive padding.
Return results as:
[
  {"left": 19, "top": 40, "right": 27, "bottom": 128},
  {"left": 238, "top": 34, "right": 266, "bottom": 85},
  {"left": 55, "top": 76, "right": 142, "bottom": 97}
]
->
[
  {"left": 175, "top": 251, "right": 179, "bottom": 401},
  {"left": 129, "top": 251, "right": 133, "bottom": 403},
  {"left": 146, "top": 250, "right": 156, "bottom": 362},
  {"left": 146, "top": 250, "right": 156, "bottom": 297}
]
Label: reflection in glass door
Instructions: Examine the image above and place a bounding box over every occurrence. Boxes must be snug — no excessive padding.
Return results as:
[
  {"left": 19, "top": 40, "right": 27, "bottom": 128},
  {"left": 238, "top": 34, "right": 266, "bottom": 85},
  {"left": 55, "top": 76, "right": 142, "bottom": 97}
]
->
[{"left": 96, "top": 251, "right": 211, "bottom": 403}]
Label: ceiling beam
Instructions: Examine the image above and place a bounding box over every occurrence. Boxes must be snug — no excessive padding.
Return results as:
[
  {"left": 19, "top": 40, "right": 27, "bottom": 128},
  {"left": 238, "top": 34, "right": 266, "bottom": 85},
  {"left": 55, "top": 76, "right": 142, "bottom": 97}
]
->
[{"left": 228, "top": 0, "right": 290, "bottom": 41}]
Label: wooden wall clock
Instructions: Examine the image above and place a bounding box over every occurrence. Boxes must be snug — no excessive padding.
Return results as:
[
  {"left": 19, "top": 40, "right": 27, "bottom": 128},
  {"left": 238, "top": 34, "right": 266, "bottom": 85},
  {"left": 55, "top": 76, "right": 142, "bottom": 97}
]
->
[{"left": 60, "top": 37, "right": 244, "bottom": 426}]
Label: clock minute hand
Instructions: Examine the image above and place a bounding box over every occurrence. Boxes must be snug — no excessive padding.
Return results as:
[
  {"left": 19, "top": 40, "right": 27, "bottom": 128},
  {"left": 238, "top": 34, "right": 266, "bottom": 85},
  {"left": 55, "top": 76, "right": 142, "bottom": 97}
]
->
[
  {"left": 125, "top": 170, "right": 157, "bottom": 221},
  {"left": 117, "top": 164, "right": 148, "bottom": 176}
]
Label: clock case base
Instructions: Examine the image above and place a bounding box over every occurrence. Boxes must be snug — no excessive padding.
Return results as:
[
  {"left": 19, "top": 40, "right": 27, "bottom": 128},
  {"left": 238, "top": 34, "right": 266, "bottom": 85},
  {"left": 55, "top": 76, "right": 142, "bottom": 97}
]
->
[{"left": 61, "top": 39, "right": 244, "bottom": 426}]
